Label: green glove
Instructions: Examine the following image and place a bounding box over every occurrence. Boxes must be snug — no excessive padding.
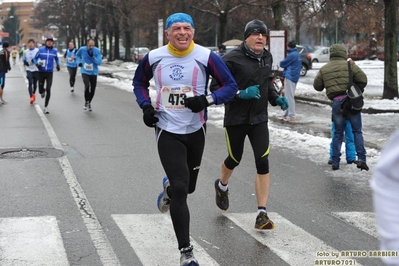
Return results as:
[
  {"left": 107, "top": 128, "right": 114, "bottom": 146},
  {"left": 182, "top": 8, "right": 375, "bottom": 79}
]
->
[
  {"left": 275, "top": 96, "right": 289, "bottom": 110},
  {"left": 239, "top": 85, "right": 261, "bottom": 100}
]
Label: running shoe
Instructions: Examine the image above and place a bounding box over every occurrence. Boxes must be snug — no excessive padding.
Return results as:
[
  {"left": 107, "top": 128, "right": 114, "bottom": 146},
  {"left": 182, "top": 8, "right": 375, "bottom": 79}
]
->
[
  {"left": 41, "top": 92, "right": 45, "bottom": 98},
  {"left": 88, "top": 103, "right": 92, "bottom": 112},
  {"left": 71, "top": 87, "right": 74, "bottom": 92},
  {"left": 30, "top": 96, "right": 34, "bottom": 104},
  {"left": 83, "top": 102, "right": 88, "bottom": 110},
  {"left": 157, "top": 177, "right": 170, "bottom": 213},
  {"left": 32, "top": 94, "right": 36, "bottom": 102},
  {"left": 180, "top": 245, "right": 199, "bottom": 266},
  {"left": 0, "top": 98, "right": 5, "bottom": 104},
  {"left": 43, "top": 107, "right": 49, "bottom": 114},
  {"left": 214, "top": 179, "right": 229, "bottom": 210},
  {"left": 254, "top": 212, "right": 274, "bottom": 230}
]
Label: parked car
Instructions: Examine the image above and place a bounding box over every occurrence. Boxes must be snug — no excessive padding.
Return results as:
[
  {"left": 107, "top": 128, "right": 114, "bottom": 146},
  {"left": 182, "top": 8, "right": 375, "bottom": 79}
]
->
[
  {"left": 309, "top": 46, "right": 330, "bottom": 63},
  {"left": 296, "top": 45, "right": 313, "bottom": 76},
  {"left": 347, "top": 44, "right": 369, "bottom": 60},
  {"left": 376, "top": 46, "right": 399, "bottom": 61},
  {"left": 131, "top": 47, "right": 150, "bottom": 63}
]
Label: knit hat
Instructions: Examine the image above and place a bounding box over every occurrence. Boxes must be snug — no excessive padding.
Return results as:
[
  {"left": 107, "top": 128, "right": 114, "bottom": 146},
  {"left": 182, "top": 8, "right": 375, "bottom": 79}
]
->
[
  {"left": 288, "top": 40, "right": 296, "bottom": 48},
  {"left": 46, "top": 36, "right": 54, "bottom": 41},
  {"left": 244, "top": 19, "right": 268, "bottom": 40},
  {"left": 2, "top": 41, "right": 9, "bottom": 48},
  {"left": 165, "top": 13, "right": 194, "bottom": 30}
]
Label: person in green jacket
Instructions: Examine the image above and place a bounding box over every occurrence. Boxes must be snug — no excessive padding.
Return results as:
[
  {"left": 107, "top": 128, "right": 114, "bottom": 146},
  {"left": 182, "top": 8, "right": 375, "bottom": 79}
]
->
[{"left": 313, "top": 44, "right": 369, "bottom": 171}]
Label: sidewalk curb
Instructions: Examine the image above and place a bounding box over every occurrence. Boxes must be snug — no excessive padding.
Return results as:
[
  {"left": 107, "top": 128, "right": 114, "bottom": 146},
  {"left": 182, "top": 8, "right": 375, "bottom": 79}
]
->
[
  {"left": 293, "top": 96, "right": 387, "bottom": 151},
  {"left": 295, "top": 95, "right": 399, "bottom": 114}
]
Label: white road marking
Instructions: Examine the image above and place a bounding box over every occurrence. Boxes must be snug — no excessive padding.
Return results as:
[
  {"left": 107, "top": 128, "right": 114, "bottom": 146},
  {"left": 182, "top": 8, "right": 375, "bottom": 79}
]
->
[
  {"left": 35, "top": 105, "right": 121, "bottom": 265},
  {"left": 0, "top": 216, "right": 69, "bottom": 266},
  {"left": 332, "top": 212, "right": 378, "bottom": 239},
  {"left": 112, "top": 214, "right": 220, "bottom": 266},
  {"left": 224, "top": 212, "right": 364, "bottom": 266}
]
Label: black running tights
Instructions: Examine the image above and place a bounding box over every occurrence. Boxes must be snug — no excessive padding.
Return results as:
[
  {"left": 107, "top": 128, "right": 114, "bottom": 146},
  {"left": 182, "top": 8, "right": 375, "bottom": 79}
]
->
[
  {"left": 38, "top": 72, "right": 53, "bottom": 107},
  {"left": 156, "top": 126, "right": 206, "bottom": 250},
  {"left": 82, "top": 74, "right": 97, "bottom": 103}
]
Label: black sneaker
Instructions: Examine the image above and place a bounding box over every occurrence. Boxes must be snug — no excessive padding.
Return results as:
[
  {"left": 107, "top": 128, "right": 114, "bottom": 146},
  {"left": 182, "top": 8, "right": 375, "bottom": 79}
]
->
[
  {"left": 328, "top": 159, "right": 333, "bottom": 165},
  {"left": 41, "top": 92, "right": 45, "bottom": 98},
  {"left": 88, "top": 103, "right": 92, "bottom": 111},
  {"left": 332, "top": 165, "right": 339, "bottom": 170},
  {"left": 83, "top": 102, "right": 88, "bottom": 110},
  {"left": 214, "top": 179, "right": 229, "bottom": 210},
  {"left": 180, "top": 245, "right": 199, "bottom": 266},
  {"left": 356, "top": 161, "right": 369, "bottom": 171},
  {"left": 255, "top": 212, "right": 274, "bottom": 230}
]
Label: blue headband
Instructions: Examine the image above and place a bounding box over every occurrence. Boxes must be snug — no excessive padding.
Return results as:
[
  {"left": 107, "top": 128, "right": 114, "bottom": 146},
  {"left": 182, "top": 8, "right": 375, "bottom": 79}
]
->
[{"left": 165, "top": 13, "right": 194, "bottom": 29}]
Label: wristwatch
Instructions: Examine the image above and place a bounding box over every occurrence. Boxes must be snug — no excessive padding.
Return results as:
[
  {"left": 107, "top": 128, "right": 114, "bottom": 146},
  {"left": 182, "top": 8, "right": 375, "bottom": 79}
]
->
[{"left": 206, "top": 95, "right": 214, "bottom": 105}]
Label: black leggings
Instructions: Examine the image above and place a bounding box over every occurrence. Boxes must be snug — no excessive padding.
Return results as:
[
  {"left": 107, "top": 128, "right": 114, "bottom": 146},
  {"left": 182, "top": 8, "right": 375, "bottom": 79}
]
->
[
  {"left": 156, "top": 126, "right": 206, "bottom": 250},
  {"left": 224, "top": 122, "right": 270, "bottom": 174},
  {"left": 38, "top": 72, "right": 53, "bottom": 107},
  {"left": 67, "top": 66, "right": 77, "bottom": 87},
  {"left": 82, "top": 74, "right": 97, "bottom": 103}
]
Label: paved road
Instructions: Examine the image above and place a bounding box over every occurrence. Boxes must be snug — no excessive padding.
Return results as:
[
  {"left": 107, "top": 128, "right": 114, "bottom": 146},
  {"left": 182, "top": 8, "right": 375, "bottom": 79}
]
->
[{"left": 0, "top": 62, "right": 386, "bottom": 266}]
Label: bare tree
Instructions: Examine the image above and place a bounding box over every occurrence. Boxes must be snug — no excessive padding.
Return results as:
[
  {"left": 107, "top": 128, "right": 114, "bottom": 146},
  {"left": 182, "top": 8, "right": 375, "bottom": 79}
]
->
[{"left": 382, "top": 0, "right": 398, "bottom": 99}]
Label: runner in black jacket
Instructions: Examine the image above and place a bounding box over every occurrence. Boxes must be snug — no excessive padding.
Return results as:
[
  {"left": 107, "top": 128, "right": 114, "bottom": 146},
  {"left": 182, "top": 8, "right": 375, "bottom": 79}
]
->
[
  {"left": 0, "top": 41, "right": 11, "bottom": 104},
  {"left": 210, "top": 19, "right": 289, "bottom": 230}
]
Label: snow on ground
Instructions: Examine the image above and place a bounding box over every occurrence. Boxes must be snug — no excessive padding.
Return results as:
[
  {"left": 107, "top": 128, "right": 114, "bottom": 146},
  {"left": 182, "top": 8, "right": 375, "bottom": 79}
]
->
[{"left": 96, "top": 59, "right": 399, "bottom": 189}]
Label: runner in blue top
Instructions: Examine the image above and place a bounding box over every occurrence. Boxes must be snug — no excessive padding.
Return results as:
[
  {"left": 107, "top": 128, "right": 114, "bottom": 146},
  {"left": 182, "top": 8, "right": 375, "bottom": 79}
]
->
[
  {"left": 76, "top": 38, "right": 102, "bottom": 112},
  {"left": 64, "top": 41, "right": 78, "bottom": 92},
  {"left": 33, "top": 36, "right": 60, "bottom": 114}
]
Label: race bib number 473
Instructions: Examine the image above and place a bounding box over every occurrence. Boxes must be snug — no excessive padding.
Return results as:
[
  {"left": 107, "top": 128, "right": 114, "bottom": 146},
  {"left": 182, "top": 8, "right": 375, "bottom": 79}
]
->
[{"left": 161, "top": 86, "right": 194, "bottom": 110}]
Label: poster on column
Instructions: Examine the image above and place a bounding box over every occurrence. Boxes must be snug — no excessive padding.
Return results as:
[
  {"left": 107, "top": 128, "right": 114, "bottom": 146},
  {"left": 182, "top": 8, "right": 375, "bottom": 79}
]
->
[
  {"left": 158, "top": 19, "right": 164, "bottom": 47},
  {"left": 269, "top": 30, "right": 286, "bottom": 72}
]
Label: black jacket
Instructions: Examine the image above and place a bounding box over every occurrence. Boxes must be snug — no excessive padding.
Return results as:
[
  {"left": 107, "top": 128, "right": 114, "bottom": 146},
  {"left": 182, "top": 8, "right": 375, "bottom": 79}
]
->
[
  {"left": 210, "top": 43, "right": 279, "bottom": 126},
  {"left": 0, "top": 48, "right": 10, "bottom": 72}
]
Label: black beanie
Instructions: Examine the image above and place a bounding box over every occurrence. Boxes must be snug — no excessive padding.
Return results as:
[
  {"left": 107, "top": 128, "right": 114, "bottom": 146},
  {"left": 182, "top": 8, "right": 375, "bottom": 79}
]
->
[
  {"left": 2, "top": 41, "right": 9, "bottom": 48},
  {"left": 288, "top": 40, "right": 296, "bottom": 48},
  {"left": 244, "top": 19, "right": 268, "bottom": 40}
]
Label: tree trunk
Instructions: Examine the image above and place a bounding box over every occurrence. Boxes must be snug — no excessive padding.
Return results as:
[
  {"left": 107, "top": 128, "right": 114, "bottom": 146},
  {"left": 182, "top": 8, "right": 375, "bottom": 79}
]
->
[
  {"left": 218, "top": 11, "right": 228, "bottom": 43},
  {"left": 383, "top": 0, "right": 398, "bottom": 99},
  {"left": 272, "top": 0, "right": 284, "bottom": 30}
]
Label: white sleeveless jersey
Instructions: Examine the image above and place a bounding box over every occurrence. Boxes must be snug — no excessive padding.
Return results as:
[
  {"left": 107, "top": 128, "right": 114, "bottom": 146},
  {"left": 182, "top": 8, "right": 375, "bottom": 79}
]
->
[
  {"left": 148, "top": 45, "right": 211, "bottom": 134},
  {"left": 24, "top": 48, "right": 39, "bottom": 72}
]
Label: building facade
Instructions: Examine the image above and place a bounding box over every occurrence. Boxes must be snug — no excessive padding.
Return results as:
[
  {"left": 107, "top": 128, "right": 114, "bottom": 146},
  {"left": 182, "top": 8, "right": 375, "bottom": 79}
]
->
[{"left": 0, "top": 0, "right": 44, "bottom": 46}]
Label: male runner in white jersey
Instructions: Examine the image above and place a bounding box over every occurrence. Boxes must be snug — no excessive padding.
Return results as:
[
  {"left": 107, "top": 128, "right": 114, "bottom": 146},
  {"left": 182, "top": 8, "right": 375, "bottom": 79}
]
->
[
  {"left": 23, "top": 39, "right": 39, "bottom": 104},
  {"left": 133, "top": 12, "right": 238, "bottom": 266}
]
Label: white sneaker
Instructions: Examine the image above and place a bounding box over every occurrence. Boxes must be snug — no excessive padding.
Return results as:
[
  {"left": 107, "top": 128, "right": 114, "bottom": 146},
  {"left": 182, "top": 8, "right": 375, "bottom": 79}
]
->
[
  {"left": 71, "top": 87, "right": 74, "bottom": 92},
  {"left": 83, "top": 102, "right": 88, "bottom": 110},
  {"left": 88, "top": 103, "right": 92, "bottom": 111},
  {"left": 43, "top": 107, "right": 49, "bottom": 114},
  {"left": 0, "top": 98, "right": 5, "bottom": 104}
]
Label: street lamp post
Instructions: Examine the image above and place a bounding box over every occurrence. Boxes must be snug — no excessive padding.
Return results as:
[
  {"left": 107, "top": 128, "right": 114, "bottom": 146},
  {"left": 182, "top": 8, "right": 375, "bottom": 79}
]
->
[
  {"left": 16, "top": 31, "right": 20, "bottom": 46},
  {"left": 334, "top": 10, "right": 340, "bottom": 44}
]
